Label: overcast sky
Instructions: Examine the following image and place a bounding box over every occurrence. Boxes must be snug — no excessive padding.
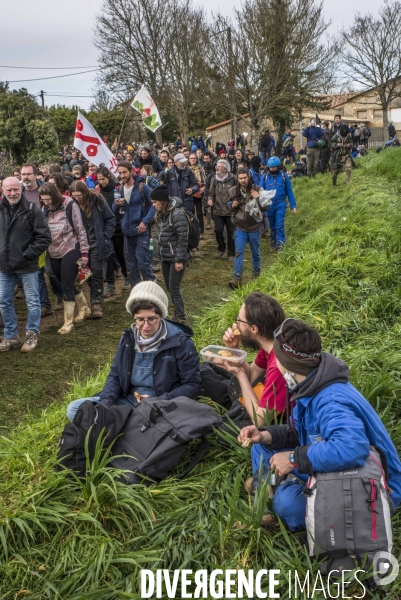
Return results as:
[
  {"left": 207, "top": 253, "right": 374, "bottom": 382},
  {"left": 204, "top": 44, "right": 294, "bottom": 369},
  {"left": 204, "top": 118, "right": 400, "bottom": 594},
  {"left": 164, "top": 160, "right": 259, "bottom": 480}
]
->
[{"left": 1, "top": 0, "right": 379, "bottom": 110}]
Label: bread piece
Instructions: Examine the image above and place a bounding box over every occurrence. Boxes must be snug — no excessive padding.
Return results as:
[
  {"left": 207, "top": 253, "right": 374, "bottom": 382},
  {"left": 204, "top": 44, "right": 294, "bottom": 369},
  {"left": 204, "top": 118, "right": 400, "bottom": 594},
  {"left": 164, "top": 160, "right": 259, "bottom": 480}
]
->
[
  {"left": 233, "top": 328, "right": 241, "bottom": 336},
  {"left": 242, "top": 439, "right": 250, "bottom": 448},
  {"left": 218, "top": 349, "right": 234, "bottom": 357}
]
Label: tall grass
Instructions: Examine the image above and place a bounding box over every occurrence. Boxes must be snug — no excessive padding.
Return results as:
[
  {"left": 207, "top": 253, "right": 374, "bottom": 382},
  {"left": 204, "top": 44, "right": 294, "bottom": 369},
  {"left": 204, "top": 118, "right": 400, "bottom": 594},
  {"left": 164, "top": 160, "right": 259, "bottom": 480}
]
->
[{"left": 1, "top": 154, "right": 401, "bottom": 598}]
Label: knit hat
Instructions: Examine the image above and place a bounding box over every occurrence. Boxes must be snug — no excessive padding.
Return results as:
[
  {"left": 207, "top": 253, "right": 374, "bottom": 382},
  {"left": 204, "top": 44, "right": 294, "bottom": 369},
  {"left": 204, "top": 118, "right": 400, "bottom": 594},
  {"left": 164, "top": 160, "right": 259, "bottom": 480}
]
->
[
  {"left": 251, "top": 156, "right": 262, "bottom": 168},
  {"left": 150, "top": 184, "right": 169, "bottom": 202},
  {"left": 126, "top": 281, "right": 169, "bottom": 318},
  {"left": 218, "top": 149, "right": 226, "bottom": 156},
  {"left": 174, "top": 153, "right": 187, "bottom": 164}
]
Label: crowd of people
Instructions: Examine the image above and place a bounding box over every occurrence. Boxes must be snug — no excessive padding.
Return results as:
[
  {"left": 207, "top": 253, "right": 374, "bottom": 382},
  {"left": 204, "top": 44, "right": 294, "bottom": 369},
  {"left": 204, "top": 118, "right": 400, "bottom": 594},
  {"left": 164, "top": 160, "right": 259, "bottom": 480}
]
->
[
  {"left": 1, "top": 118, "right": 400, "bottom": 577},
  {"left": 0, "top": 114, "right": 397, "bottom": 353}
]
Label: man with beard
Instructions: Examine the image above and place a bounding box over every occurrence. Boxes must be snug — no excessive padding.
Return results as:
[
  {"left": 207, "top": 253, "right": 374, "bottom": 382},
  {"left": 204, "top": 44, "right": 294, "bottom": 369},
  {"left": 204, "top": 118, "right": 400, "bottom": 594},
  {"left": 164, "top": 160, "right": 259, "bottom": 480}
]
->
[
  {"left": 200, "top": 293, "right": 286, "bottom": 429},
  {"left": 134, "top": 145, "right": 163, "bottom": 175},
  {"left": 329, "top": 124, "right": 354, "bottom": 186}
]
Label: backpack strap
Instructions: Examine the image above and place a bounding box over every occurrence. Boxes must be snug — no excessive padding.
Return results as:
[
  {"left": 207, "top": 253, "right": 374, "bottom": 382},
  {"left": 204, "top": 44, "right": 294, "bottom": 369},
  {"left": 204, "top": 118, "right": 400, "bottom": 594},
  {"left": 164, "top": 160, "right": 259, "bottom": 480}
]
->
[{"left": 177, "top": 436, "right": 209, "bottom": 479}]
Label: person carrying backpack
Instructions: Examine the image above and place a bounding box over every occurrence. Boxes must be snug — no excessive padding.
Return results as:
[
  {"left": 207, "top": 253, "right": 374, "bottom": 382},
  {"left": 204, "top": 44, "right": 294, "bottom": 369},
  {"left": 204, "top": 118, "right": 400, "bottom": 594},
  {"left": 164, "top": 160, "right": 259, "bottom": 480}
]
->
[
  {"left": 360, "top": 123, "right": 371, "bottom": 148},
  {"left": 150, "top": 184, "right": 190, "bottom": 323},
  {"left": 38, "top": 183, "right": 89, "bottom": 335},
  {"left": 239, "top": 318, "right": 401, "bottom": 575}
]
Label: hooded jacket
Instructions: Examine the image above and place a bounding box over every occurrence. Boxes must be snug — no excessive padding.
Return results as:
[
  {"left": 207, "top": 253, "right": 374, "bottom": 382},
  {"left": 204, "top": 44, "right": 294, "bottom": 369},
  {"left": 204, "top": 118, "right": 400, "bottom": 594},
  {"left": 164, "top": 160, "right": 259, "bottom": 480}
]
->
[
  {"left": 0, "top": 194, "right": 51, "bottom": 274},
  {"left": 99, "top": 319, "right": 201, "bottom": 404},
  {"left": 113, "top": 176, "right": 156, "bottom": 238},
  {"left": 99, "top": 179, "right": 122, "bottom": 234},
  {"left": 260, "top": 353, "right": 401, "bottom": 508},
  {"left": 158, "top": 198, "right": 190, "bottom": 263},
  {"left": 207, "top": 172, "right": 237, "bottom": 217},
  {"left": 76, "top": 196, "right": 116, "bottom": 261}
]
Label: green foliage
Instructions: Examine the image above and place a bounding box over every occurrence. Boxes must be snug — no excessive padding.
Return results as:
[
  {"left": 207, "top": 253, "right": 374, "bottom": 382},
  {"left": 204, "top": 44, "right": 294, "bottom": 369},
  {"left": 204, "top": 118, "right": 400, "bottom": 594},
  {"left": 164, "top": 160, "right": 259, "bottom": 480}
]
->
[
  {"left": 47, "top": 105, "right": 78, "bottom": 147},
  {"left": 1, "top": 153, "right": 401, "bottom": 597},
  {"left": 0, "top": 82, "right": 59, "bottom": 165}
]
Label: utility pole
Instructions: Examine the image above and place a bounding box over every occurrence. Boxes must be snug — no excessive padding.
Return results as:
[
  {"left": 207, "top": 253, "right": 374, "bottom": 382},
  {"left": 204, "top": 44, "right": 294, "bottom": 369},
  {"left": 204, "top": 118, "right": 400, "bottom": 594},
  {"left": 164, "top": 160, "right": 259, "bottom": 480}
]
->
[
  {"left": 39, "top": 90, "right": 46, "bottom": 109},
  {"left": 227, "top": 27, "right": 236, "bottom": 144}
]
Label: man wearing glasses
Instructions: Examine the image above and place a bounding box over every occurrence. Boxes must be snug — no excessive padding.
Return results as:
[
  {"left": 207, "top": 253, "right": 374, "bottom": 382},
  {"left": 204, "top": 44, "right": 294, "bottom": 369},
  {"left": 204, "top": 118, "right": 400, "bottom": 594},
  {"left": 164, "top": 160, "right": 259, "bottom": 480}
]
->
[{"left": 66, "top": 281, "right": 201, "bottom": 421}]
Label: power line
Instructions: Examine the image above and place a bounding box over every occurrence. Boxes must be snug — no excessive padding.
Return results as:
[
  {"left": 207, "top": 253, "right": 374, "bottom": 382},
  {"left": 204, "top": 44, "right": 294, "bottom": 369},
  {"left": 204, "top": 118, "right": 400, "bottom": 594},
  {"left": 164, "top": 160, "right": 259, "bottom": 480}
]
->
[
  {"left": 5, "top": 68, "right": 101, "bottom": 83},
  {"left": 45, "top": 94, "right": 94, "bottom": 98},
  {"left": 0, "top": 64, "right": 98, "bottom": 70}
]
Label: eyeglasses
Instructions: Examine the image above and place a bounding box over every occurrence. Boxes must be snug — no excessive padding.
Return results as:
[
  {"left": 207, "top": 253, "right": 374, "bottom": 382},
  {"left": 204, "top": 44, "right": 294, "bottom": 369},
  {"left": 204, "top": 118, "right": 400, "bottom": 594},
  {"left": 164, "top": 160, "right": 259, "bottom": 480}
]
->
[
  {"left": 133, "top": 316, "right": 160, "bottom": 325},
  {"left": 235, "top": 314, "right": 251, "bottom": 326},
  {"left": 274, "top": 318, "right": 321, "bottom": 360}
]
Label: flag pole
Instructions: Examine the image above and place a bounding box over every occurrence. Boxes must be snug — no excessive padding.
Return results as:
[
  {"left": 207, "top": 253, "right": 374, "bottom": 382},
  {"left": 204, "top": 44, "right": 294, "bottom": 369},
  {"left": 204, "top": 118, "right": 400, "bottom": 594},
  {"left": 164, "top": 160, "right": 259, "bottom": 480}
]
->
[{"left": 116, "top": 102, "right": 132, "bottom": 154}]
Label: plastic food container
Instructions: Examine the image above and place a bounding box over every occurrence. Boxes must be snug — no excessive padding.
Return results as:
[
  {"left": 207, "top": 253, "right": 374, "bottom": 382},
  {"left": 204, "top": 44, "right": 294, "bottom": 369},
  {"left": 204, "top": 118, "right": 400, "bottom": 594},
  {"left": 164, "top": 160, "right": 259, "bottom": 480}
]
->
[{"left": 200, "top": 345, "right": 247, "bottom": 366}]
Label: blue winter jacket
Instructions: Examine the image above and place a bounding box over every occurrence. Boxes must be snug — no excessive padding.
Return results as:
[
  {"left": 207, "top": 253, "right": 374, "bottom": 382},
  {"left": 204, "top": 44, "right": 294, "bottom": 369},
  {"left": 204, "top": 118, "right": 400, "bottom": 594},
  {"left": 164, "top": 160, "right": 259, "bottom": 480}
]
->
[
  {"left": 302, "top": 126, "right": 324, "bottom": 148},
  {"left": 85, "top": 176, "right": 97, "bottom": 189},
  {"left": 264, "top": 353, "right": 401, "bottom": 509},
  {"left": 260, "top": 170, "right": 296, "bottom": 209},
  {"left": 99, "top": 320, "right": 201, "bottom": 405},
  {"left": 249, "top": 167, "right": 264, "bottom": 186},
  {"left": 112, "top": 176, "right": 156, "bottom": 238}
]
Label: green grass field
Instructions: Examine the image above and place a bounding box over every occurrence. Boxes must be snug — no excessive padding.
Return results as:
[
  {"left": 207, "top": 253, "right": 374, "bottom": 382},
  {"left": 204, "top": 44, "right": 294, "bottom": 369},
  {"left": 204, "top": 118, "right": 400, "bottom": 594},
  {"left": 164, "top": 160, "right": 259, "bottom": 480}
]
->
[{"left": 1, "top": 149, "right": 401, "bottom": 598}]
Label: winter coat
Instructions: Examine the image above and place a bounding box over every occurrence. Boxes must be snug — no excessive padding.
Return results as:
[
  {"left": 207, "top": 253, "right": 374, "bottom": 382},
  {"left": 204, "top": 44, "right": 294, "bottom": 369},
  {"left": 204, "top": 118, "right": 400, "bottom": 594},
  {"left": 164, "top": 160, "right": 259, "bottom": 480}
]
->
[
  {"left": 228, "top": 182, "right": 263, "bottom": 232},
  {"left": 0, "top": 194, "right": 51, "bottom": 275},
  {"left": 160, "top": 167, "right": 199, "bottom": 211},
  {"left": 99, "top": 180, "right": 122, "bottom": 234},
  {"left": 207, "top": 174, "right": 237, "bottom": 217},
  {"left": 45, "top": 197, "right": 89, "bottom": 259},
  {"left": 260, "top": 170, "right": 296, "bottom": 209},
  {"left": 99, "top": 320, "right": 201, "bottom": 404},
  {"left": 76, "top": 196, "right": 116, "bottom": 261},
  {"left": 113, "top": 177, "right": 156, "bottom": 238},
  {"left": 329, "top": 132, "right": 355, "bottom": 168},
  {"left": 260, "top": 134, "right": 275, "bottom": 149},
  {"left": 330, "top": 122, "right": 343, "bottom": 138},
  {"left": 249, "top": 167, "right": 264, "bottom": 186},
  {"left": 134, "top": 154, "right": 164, "bottom": 174},
  {"left": 158, "top": 198, "right": 190, "bottom": 263},
  {"left": 302, "top": 126, "right": 324, "bottom": 148},
  {"left": 261, "top": 353, "right": 401, "bottom": 509}
]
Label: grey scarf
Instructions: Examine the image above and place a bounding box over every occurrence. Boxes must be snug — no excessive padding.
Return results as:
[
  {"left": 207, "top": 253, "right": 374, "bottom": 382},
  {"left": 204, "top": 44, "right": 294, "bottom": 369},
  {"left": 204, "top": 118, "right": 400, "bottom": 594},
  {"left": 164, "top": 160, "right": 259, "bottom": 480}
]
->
[{"left": 132, "top": 319, "right": 166, "bottom": 350}]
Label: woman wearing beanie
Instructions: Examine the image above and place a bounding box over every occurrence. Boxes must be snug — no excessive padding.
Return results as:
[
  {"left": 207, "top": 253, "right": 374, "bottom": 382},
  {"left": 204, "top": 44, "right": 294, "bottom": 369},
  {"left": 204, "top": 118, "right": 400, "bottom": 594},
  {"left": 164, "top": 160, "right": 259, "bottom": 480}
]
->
[
  {"left": 150, "top": 184, "right": 189, "bottom": 323},
  {"left": 66, "top": 281, "right": 201, "bottom": 421}
]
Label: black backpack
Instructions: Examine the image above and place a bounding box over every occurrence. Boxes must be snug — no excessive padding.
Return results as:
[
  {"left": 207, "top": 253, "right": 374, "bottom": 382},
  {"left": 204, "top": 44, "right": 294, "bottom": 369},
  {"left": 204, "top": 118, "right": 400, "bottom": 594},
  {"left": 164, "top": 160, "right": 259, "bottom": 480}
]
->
[
  {"left": 169, "top": 201, "right": 200, "bottom": 250},
  {"left": 110, "top": 396, "right": 222, "bottom": 485},
  {"left": 56, "top": 400, "right": 133, "bottom": 478}
]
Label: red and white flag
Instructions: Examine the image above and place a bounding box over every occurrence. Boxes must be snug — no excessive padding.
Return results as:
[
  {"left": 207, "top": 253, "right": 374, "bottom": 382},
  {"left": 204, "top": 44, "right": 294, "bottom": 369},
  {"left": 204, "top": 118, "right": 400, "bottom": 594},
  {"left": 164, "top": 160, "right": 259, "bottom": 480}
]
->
[{"left": 73, "top": 111, "right": 118, "bottom": 173}]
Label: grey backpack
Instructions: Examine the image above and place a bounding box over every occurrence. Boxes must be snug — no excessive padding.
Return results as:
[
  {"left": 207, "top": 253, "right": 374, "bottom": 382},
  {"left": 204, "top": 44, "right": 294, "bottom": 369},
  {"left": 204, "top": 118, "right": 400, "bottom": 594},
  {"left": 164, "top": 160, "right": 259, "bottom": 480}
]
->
[
  {"left": 110, "top": 396, "right": 222, "bottom": 485},
  {"left": 304, "top": 447, "right": 393, "bottom": 576}
]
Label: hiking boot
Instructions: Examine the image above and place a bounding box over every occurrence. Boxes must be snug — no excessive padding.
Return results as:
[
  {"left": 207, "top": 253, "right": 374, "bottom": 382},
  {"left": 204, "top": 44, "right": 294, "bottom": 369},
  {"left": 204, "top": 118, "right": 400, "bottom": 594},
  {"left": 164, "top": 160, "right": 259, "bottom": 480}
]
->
[
  {"left": 114, "top": 268, "right": 123, "bottom": 279},
  {"left": 205, "top": 224, "right": 211, "bottom": 230},
  {"left": 122, "top": 277, "right": 131, "bottom": 290},
  {"left": 252, "top": 271, "right": 261, "bottom": 278},
  {"left": 0, "top": 336, "right": 22, "bottom": 352},
  {"left": 346, "top": 171, "right": 351, "bottom": 184},
  {"left": 152, "top": 262, "right": 161, "bottom": 273},
  {"left": 216, "top": 251, "right": 224, "bottom": 258},
  {"left": 228, "top": 278, "right": 241, "bottom": 289},
  {"left": 269, "top": 246, "right": 277, "bottom": 253},
  {"left": 332, "top": 174, "right": 337, "bottom": 186},
  {"left": 73, "top": 291, "right": 91, "bottom": 323},
  {"left": 103, "top": 283, "right": 116, "bottom": 298},
  {"left": 58, "top": 301, "right": 75, "bottom": 335},
  {"left": 228, "top": 256, "right": 235, "bottom": 262},
  {"left": 21, "top": 330, "right": 38, "bottom": 353},
  {"left": 41, "top": 306, "right": 53, "bottom": 317},
  {"left": 14, "top": 288, "right": 24, "bottom": 300},
  {"left": 261, "top": 230, "right": 270, "bottom": 239},
  {"left": 55, "top": 297, "right": 63, "bottom": 311},
  {"left": 200, "top": 234, "right": 205, "bottom": 240},
  {"left": 91, "top": 304, "right": 103, "bottom": 319}
]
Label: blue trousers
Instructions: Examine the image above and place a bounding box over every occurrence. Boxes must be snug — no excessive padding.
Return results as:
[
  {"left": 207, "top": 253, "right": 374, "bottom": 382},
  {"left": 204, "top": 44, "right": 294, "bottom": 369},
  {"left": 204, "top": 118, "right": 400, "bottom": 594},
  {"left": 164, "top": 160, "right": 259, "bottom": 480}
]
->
[
  {"left": 233, "top": 228, "right": 261, "bottom": 278},
  {"left": 124, "top": 235, "right": 155, "bottom": 287},
  {"left": 66, "top": 395, "right": 139, "bottom": 422},
  {"left": 251, "top": 443, "right": 308, "bottom": 532},
  {"left": 267, "top": 202, "right": 287, "bottom": 248},
  {"left": 0, "top": 271, "right": 40, "bottom": 338}
]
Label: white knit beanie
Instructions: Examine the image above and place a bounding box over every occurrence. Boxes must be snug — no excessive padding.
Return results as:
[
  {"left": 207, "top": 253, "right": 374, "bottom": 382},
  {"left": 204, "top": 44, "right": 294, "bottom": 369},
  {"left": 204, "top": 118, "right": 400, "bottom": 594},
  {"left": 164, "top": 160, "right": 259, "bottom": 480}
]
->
[{"left": 126, "top": 281, "right": 169, "bottom": 318}]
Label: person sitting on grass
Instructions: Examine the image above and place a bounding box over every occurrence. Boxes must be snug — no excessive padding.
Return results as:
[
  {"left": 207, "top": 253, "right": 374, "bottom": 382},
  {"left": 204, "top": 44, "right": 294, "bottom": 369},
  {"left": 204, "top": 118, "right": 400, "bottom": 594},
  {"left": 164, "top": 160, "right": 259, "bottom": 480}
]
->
[
  {"left": 200, "top": 293, "right": 287, "bottom": 433},
  {"left": 238, "top": 318, "right": 401, "bottom": 531},
  {"left": 66, "top": 281, "right": 201, "bottom": 421}
]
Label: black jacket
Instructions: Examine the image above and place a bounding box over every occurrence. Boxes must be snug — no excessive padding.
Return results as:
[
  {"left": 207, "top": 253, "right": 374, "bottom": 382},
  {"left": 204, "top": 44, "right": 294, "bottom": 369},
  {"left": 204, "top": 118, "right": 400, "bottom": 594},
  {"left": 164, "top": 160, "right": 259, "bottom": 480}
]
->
[
  {"left": 158, "top": 198, "right": 190, "bottom": 263},
  {"left": 75, "top": 196, "right": 116, "bottom": 261},
  {"left": 99, "top": 180, "right": 122, "bottom": 234},
  {"left": 0, "top": 194, "right": 51, "bottom": 274},
  {"left": 159, "top": 167, "right": 199, "bottom": 212}
]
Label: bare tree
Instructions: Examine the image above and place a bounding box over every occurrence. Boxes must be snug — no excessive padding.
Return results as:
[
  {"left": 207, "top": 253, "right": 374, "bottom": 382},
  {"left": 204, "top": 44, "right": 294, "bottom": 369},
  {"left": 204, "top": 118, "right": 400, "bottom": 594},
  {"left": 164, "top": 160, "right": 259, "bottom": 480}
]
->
[
  {"left": 340, "top": 0, "right": 401, "bottom": 132},
  {"left": 208, "top": 0, "right": 336, "bottom": 149}
]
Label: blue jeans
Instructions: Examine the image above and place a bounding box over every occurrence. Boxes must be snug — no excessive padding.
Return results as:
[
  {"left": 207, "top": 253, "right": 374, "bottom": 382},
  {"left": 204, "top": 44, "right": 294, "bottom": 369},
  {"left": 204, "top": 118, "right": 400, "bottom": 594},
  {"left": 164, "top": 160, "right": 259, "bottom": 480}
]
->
[
  {"left": 124, "top": 235, "right": 155, "bottom": 287},
  {"left": 0, "top": 271, "right": 41, "bottom": 338},
  {"left": 66, "top": 395, "right": 139, "bottom": 422},
  {"left": 267, "top": 202, "right": 287, "bottom": 248},
  {"left": 251, "top": 444, "right": 308, "bottom": 532},
  {"left": 233, "top": 229, "right": 261, "bottom": 278}
]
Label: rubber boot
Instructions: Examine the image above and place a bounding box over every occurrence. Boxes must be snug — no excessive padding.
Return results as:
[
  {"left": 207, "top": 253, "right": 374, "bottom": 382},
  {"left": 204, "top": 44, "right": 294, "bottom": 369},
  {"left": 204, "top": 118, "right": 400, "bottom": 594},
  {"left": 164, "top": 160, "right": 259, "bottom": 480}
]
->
[
  {"left": 58, "top": 301, "right": 75, "bottom": 335},
  {"left": 73, "top": 291, "right": 91, "bottom": 323},
  {"left": 332, "top": 174, "right": 337, "bottom": 186},
  {"left": 345, "top": 170, "right": 351, "bottom": 184}
]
